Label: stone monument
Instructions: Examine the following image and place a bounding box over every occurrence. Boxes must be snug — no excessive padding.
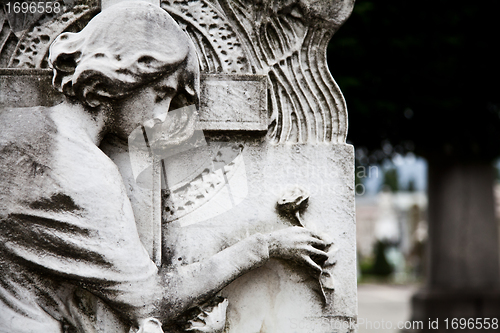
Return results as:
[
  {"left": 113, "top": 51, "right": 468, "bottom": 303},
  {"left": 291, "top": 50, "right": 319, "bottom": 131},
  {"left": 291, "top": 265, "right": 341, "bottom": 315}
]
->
[{"left": 0, "top": 0, "right": 356, "bottom": 332}]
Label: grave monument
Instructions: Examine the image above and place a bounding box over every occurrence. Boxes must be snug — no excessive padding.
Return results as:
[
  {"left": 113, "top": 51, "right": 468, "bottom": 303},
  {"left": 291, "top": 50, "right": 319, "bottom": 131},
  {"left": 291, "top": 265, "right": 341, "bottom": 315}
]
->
[{"left": 0, "top": 0, "right": 356, "bottom": 332}]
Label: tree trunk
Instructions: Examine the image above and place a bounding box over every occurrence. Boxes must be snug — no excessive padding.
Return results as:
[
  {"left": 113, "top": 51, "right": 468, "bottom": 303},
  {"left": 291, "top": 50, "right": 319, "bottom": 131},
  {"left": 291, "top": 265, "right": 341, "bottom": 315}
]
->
[{"left": 409, "top": 159, "right": 500, "bottom": 332}]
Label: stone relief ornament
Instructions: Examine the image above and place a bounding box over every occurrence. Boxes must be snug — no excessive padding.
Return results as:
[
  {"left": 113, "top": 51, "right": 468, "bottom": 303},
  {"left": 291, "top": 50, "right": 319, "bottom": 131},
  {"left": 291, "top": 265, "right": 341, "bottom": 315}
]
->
[
  {"left": 161, "top": 0, "right": 354, "bottom": 143},
  {"left": 0, "top": 0, "right": 99, "bottom": 68},
  {"left": 2, "top": 0, "right": 354, "bottom": 142},
  {"left": 0, "top": 1, "right": 357, "bottom": 332},
  {"left": 276, "top": 185, "right": 310, "bottom": 227},
  {"left": 277, "top": 185, "right": 338, "bottom": 304}
]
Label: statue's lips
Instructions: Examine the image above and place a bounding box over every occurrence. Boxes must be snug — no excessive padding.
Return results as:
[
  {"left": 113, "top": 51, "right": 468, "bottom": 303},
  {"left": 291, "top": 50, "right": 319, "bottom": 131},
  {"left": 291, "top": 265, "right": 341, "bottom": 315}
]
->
[{"left": 128, "top": 105, "right": 199, "bottom": 155}]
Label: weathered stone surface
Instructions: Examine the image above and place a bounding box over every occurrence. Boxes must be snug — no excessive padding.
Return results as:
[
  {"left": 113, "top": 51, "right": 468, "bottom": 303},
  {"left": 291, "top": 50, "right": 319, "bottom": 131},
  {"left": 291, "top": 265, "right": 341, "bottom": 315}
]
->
[
  {"left": 0, "top": 1, "right": 357, "bottom": 332},
  {"left": 162, "top": 143, "right": 356, "bottom": 332},
  {"left": 102, "top": 0, "right": 159, "bottom": 10},
  {"left": 0, "top": 1, "right": 99, "bottom": 68},
  {"left": 0, "top": 69, "right": 62, "bottom": 107},
  {"left": 199, "top": 74, "right": 268, "bottom": 131}
]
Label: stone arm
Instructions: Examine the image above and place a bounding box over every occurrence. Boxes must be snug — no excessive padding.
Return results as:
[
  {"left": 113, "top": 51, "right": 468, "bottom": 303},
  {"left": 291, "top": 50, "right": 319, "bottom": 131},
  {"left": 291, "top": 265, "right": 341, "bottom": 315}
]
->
[
  {"left": 0, "top": 128, "right": 328, "bottom": 331},
  {"left": 146, "top": 227, "right": 328, "bottom": 325},
  {"left": 155, "top": 233, "right": 270, "bottom": 323}
]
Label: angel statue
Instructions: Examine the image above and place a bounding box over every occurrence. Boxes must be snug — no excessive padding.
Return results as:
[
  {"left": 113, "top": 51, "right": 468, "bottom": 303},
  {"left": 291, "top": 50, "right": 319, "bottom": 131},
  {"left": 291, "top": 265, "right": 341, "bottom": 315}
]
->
[{"left": 0, "top": 2, "right": 330, "bottom": 333}]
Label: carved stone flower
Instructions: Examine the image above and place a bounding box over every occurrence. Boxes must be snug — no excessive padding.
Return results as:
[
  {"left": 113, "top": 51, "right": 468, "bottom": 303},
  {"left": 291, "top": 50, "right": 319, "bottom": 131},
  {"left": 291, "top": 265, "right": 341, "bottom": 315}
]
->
[
  {"left": 276, "top": 185, "right": 339, "bottom": 304},
  {"left": 276, "top": 186, "right": 310, "bottom": 226},
  {"left": 184, "top": 297, "right": 229, "bottom": 333}
]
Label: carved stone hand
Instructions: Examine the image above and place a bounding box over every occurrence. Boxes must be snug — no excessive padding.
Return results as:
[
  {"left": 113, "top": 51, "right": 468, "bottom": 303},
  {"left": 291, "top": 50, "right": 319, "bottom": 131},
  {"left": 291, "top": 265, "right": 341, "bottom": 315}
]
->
[{"left": 275, "top": 186, "right": 336, "bottom": 303}]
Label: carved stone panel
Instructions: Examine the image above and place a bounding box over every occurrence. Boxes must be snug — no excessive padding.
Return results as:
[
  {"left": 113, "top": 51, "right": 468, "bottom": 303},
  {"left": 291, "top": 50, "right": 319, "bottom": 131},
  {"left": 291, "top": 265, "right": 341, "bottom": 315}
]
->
[
  {"left": 0, "top": 69, "right": 62, "bottom": 107},
  {"left": 162, "top": 143, "right": 357, "bottom": 332},
  {"left": 161, "top": 0, "right": 354, "bottom": 144},
  {"left": 199, "top": 74, "right": 268, "bottom": 131}
]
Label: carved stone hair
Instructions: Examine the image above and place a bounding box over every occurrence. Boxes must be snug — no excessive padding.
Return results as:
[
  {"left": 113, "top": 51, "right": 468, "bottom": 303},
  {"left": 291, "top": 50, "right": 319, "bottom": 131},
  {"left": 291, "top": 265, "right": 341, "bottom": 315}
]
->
[{"left": 49, "top": 1, "right": 199, "bottom": 108}]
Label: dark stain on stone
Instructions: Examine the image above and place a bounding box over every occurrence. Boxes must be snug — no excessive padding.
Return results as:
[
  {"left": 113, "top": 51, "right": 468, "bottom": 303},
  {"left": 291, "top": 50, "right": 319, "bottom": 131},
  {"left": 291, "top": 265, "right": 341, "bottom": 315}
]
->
[
  {"left": 29, "top": 193, "right": 82, "bottom": 213},
  {"left": 2, "top": 214, "right": 110, "bottom": 268}
]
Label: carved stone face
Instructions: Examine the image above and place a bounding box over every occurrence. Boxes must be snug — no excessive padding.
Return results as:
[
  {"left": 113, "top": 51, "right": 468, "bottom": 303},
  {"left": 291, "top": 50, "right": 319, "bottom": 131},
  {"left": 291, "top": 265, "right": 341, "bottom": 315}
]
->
[
  {"left": 112, "top": 71, "right": 180, "bottom": 141},
  {"left": 116, "top": 68, "right": 199, "bottom": 154}
]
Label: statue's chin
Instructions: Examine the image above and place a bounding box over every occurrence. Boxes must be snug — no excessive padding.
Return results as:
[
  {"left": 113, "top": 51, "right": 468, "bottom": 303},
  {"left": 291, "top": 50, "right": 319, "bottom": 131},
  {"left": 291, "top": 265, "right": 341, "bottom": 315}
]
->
[
  {"left": 148, "top": 115, "right": 197, "bottom": 154},
  {"left": 129, "top": 105, "right": 199, "bottom": 155}
]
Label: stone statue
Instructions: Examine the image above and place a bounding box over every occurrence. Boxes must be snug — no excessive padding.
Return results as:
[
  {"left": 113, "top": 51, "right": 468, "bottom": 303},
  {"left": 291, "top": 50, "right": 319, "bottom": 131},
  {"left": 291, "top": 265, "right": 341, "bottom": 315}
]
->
[{"left": 0, "top": 2, "right": 332, "bottom": 332}]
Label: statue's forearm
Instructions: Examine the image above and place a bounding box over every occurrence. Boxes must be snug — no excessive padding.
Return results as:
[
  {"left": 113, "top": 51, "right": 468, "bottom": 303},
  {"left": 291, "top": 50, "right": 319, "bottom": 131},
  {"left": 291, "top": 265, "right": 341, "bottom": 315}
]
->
[{"left": 156, "top": 233, "right": 270, "bottom": 322}]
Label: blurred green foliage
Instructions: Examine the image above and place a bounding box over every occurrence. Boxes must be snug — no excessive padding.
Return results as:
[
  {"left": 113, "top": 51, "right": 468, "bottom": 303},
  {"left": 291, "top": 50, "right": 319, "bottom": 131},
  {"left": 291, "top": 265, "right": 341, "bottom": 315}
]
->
[
  {"left": 382, "top": 168, "right": 399, "bottom": 192},
  {"left": 358, "top": 241, "right": 395, "bottom": 278}
]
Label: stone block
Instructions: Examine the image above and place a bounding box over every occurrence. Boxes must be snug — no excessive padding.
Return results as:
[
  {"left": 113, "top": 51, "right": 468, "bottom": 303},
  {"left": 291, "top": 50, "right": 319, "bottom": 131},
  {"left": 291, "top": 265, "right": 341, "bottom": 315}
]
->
[
  {"left": 162, "top": 142, "right": 357, "bottom": 332},
  {"left": 199, "top": 74, "right": 267, "bottom": 131},
  {"left": 0, "top": 69, "right": 62, "bottom": 108},
  {"left": 0, "top": 71, "right": 267, "bottom": 133}
]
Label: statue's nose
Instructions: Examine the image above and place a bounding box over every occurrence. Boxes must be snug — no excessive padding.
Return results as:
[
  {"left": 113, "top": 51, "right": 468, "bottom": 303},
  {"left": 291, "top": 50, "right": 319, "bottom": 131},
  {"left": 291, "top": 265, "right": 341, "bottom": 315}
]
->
[
  {"left": 153, "top": 111, "right": 168, "bottom": 123},
  {"left": 151, "top": 95, "right": 173, "bottom": 124},
  {"left": 143, "top": 110, "right": 168, "bottom": 129}
]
